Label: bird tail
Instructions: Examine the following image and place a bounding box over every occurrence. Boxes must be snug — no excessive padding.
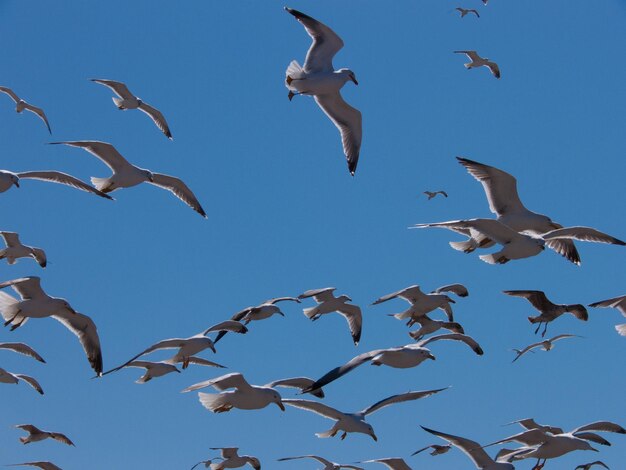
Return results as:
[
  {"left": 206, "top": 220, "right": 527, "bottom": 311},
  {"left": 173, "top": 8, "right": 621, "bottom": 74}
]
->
[
  {"left": 449, "top": 239, "right": 477, "bottom": 253},
  {"left": 90, "top": 177, "right": 111, "bottom": 192},
  {"left": 19, "top": 437, "right": 29, "bottom": 444},
  {"left": 0, "top": 249, "right": 6, "bottom": 260},
  {"left": 303, "top": 306, "right": 319, "bottom": 319},
  {"left": 0, "top": 291, "right": 21, "bottom": 323},
  {"left": 285, "top": 60, "right": 304, "bottom": 88},
  {"left": 616, "top": 324, "right": 626, "bottom": 336},
  {"left": 198, "top": 392, "right": 228, "bottom": 412},
  {"left": 112, "top": 96, "right": 125, "bottom": 109},
  {"left": 528, "top": 316, "right": 541, "bottom": 324},
  {"left": 315, "top": 427, "right": 336, "bottom": 439},
  {"left": 135, "top": 373, "right": 151, "bottom": 384}
]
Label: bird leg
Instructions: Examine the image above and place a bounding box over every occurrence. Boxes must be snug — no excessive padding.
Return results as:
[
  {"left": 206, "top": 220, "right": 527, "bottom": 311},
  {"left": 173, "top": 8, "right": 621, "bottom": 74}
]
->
[
  {"left": 541, "top": 323, "right": 548, "bottom": 337},
  {"left": 182, "top": 357, "right": 190, "bottom": 369},
  {"left": 340, "top": 432, "right": 347, "bottom": 440},
  {"left": 10, "top": 317, "right": 26, "bottom": 331},
  {"left": 3, "top": 312, "right": 18, "bottom": 327},
  {"left": 286, "top": 76, "right": 294, "bottom": 85},
  {"left": 534, "top": 322, "right": 542, "bottom": 335}
]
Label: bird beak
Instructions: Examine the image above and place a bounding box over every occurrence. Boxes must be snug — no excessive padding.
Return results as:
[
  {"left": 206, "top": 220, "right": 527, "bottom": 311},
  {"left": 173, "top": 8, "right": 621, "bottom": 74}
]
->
[
  {"left": 351, "top": 77, "right": 359, "bottom": 85},
  {"left": 428, "top": 353, "right": 436, "bottom": 361},
  {"left": 346, "top": 296, "right": 353, "bottom": 302},
  {"left": 14, "top": 181, "right": 19, "bottom": 188},
  {"left": 276, "top": 401, "right": 285, "bottom": 411},
  {"left": 371, "top": 433, "right": 378, "bottom": 442},
  {"left": 277, "top": 311, "right": 285, "bottom": 317}
]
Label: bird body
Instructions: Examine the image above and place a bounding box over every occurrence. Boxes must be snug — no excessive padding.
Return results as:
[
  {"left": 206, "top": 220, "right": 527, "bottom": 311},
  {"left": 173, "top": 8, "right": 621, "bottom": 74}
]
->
[
  {"left": 0, "top": 86, "right": 51, "bottom": 133},
  {"left": 209, "top": 448, "right": 260, "bottom": 470},
  {"left": 15, "top": 424, "right": 74, "bottom": 446},
  {"left": 454, "top": 51, "right": 500, "bottom": 78},
  {"left": 299, "top": 287, "right": 362, "bottom": 344}
]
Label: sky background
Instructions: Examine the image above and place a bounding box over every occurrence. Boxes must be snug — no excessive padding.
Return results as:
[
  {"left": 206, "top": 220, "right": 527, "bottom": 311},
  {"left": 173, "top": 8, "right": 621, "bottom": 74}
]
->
[{"left": 0, "top": 0, "right": 625, "bottom": 468}]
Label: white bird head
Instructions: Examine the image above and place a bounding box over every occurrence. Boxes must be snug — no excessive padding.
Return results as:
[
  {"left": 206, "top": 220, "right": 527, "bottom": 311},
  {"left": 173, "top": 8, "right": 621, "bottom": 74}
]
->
[
  {"left": 144, "top": 170, "right": 154, "bottom": 182},
  {"left": 364, "top": 423, "right": 377, "bottom": 441},
  {"left": 10, "top": 174, "right": 20, "bottom": 187},
  {"left": 338, "top": 68, "right": 358, "bottom": 85},
  {"left": 53, "top": 298, "right": 76, "bottom": 314},
  {"left": 270, "top": 390, "right": 285, "bottom": 411},
  {"left": 339, "top": 294, "right": 352, "bottom": 302}
]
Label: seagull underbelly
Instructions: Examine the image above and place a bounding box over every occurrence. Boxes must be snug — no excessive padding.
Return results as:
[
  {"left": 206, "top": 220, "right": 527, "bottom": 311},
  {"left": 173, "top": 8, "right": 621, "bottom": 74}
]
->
[
  {"left": 290, "top": 74, "right": 346, "bottom": 95},
  {"left": 15, "top": 299, "right": 57, "bottom": 318},
  {"left": 374, "top": 350, "right": 426, "bottom": 368}
]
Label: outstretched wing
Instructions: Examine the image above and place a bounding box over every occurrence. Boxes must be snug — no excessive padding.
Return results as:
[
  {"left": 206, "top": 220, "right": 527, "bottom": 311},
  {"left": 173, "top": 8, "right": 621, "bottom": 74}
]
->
[
  {"left": 282, "top": 398, "right": 345, "bottom": 420},
  {"left": 138, "top": 101, "right": 172, "bottom": 139},
  {"left": 0, "top": 342, "right": 46, "bottom": 363},
  {"left": 503, "top": 290, "right": 553, "bottom": 313},
  {"left": 304, "top": 350, "right": 383, "bottom": 392},
  {"left": 17, "top": 171, "right": 112, "bottom": 199},
  {"left": 182, "top": 372, "right": 251, "bottom": 393},
  {"left": 337, "top": 303, "right": 362, "bottom": 345},
  {"left": 90, "top": 79, "right": 136, "bottom": 99},
  {"left": 52, "top": 311, "right": 103, "bottom": 376},
  {"left": 148, "top": 173, "right": 207, "bottom": 218},
  {"left": 22, "top": 103, "right": 51, "bottom": 133},
  {"left": 15, "top": 374, "right": 44, "bottom": 395},
  {"left": 362, "top": 388, "right": 448, "bottom": 416},
  {"left": 416, "top": 333, "right": 484, "bottom": 355}
]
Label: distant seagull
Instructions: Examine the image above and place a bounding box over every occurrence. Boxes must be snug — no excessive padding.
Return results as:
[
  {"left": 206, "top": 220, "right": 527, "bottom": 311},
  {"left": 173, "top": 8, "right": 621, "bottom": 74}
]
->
[
  {"left": 303, "top": 334, "right": 482, "bottom": 391},
  {"left": 413, "top": 218, "right": 624, "bottom": 264},
  {"left": 456, "top": 7, "right": 480, "bottom": 18},
  {"left": 503, "top": 290, "right": 588, "bottom": 337},
  {"left": 512, "top": 334, "right": 581, "bottom": 362},
  {"left": 372, "top": 283, "right": 468, "bottom": 324},
  {"left": 298, "top": 287, "right": 362, "bottom": 345},
  {"left": 357, "top": 458, "right": 411, "bottom": 470},
  {"left": 208, "top": 448, "right": 260, "bottom": 470},
  {"left": 420, "top": 425, "right": 515, "bottom": 469},
  {"left": 278, "top": 455, "right": 363, "bottom": 469},
  {"left": 0, "top": 86, "right": 51, "bottom": 133},
  {"left": 505, "top": 417, "right": 564, "bottom": 435},
  {"left": 424, "top": 190, "right": 448, "bottom": 200},
  {"left": 454, "top": 51, "right": 500, "bottom": 78},
  {"left": 49, "top": 141, "right": 206, "bottom": 217},
  {"left": 284, "top": 7, "right": 362, "bottom": 175},
  {"left": 6, "top": 462, "right": 62, "bottom": 470},
  {"left": 103, "top": 320, "right": 246, "bottom": 374},
  {"left": 575, "top": 461, "right": 610, "bottom": 470},
  {"left": 482, "top": 0, "right": 489, "bottom": 4},
  {"left": 0, "top": 342, "right": 45, "bottom": 363},
  {"left": 91, "top": 79, "right": 172, "bottom": 139},
  {"left": 408, "top": 314, "right": 465, "bottom": 340},
  {"left": 214, "top": 297, "right": 301, "bottom": 344},
  {"left": 0, "top": 232, "right": 47, "bottom": 268},
  {"left": 284, "top": 388, "right": 447, "bottom": 441},
  {"left": 190, "top": 458, "right": 222, "bottom": 470},
  {"left": 0, "top": 368, "right": 44, "bottom": 394},
  {"left": 117, "top": 360, "right": 180, "bottom": 384},
  {"left": 0, "top": 277, "right": 103, "bottom": 375},
  {"left": 0, "top": 169, "right": 112, "bottom": 199},
  {"left": 589, "top": 295, "right": 626, "bottom": 336},
  {"left": 15, "top": 424, "right": 74, "bottom": 446},
  {"left": 412, "top": 443, "right": 452, "bottom": 456}
]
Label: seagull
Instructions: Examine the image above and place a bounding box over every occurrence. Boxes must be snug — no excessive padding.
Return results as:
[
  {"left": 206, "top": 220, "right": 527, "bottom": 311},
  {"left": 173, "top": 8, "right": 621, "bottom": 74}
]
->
[
  {"left": 408, "top": 314, "right": 465, "bottom": 340},
  {"left": 6, "top": 462, "right": 63, "bottom": 470},
  {"left": 190, "top": 458, "right": 223, "bottom": 470},
  {"left": 284, "top": 7, "right": 362, "bottom": 175},
  {"left": 182, "top": 372, "right": 285, "bottom": 412},
  {"left": 0, "top": 169, "right": 112, "bottom": 199},
  {"left": 413, "top": 218, "right": 624, "bottom": 265},
  {"left": 284, "top": 388, "right": 447, "bottom": 441},
  {"left": 298, "top": 287, "right": 362, "bottom": 345},
  {"left": 103, "top": 320, "right": 246, "bottom": 374},
  {"left": 503, "top": 290, "right": 588, "bottom": 337},
  {"left": 208, "top": 448, "right": 260, "bottom": 470},
  {"left": 15, "top": 424, "right": 74, "bottom": 446},
  {"left": 118, "top": 360, "right": 177, "bottom": 383},
  {"left": 454, "top": 51, "right": 500, "bottom": 78},
  {"left": 455, "top": 7, "right": 480, "bottom": 18},
  {"left": 0, "top": 277, "right": 103, "bottom": 375},
  {"left": 303, "top": 334, "right": 482, "bottom": 391},
  {"left": 588, "top": 295, "right": 626, "bottom": 336},
  {"left": 49, "top": 141, "right": 206, "bottom": 217},
  {"left": 512, "top": 334, "right": 580, "bottom": 362},
  {"left": 420, "top": 425, "right": 515, "bottom": 469},
  {"left": 0, "top": 86, "right": 51, "bottom": 133},
  {"left": 214, "top": 297, "right": 301, "bottom": 344},
  {"left": 356, "top": 458, "right": 412, "bottom": 470},
  {"left": 412, "top": 444, "right": 452, "bottom": 456},
  {"left": 505, "top": 418, "right": 564, "bottom": 435},
  {"left": 575, "top": 461, "right": 610, "bottom": 470},
  {"left": 0, "top": 342, "right": 46, "bottom": 362},
  {"left": 424, "top": 190, "right": 448, "bottom": 200},
  {"left": 0, "top": 232, "right": 47, "bottom": 267},
  {"left": 0, "top": 368, "right": 44, "bottom": 394},
  {"left": 372, "top": 283, "right": 468, "bottom": 324},
  {"left": 278, "top": 455, "right": 363, "bottom": 469},
  {"left": 91, "top": 79, "right": 172, "bottom": 139}
]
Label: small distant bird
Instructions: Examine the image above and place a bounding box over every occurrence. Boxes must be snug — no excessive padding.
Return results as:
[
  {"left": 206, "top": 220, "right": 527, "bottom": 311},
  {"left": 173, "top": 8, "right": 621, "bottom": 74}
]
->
[
  {"left": 15, "top": 424, "right": 74, "bottom": 446},
  {"left": 190, "top": 458, "right": 222, "bottom": 470},
  {"left": 0, "top": 232, "right": 47, "bottom": 268},
  {"left": 120, "top": 360, "right": 181, "bottom": 384},
  {"left": 512, "top": 334, "right": 581, "bottom": 362},
  {"left": 0, "top": 368, "right": 44, "bottom": 394},
  {"left": 408, "top": 314, "right": 465, "bottom": 340},
  {"left": 357, "top": 458, "right": 412, "bottom": 470},
  {"left": 503, "top": 290, "right": 588, "bottom": 337},
  {"left": 455, "top": 7, "right": 480, "bottom": 18},
  {"left": 278, "top": 455, "right": 363, "bottom": 470},
  {"left": 588, "top": 294, "right": 626, "bottom": 336},
  {"left": 7, "top": 462, "right": 63, "bottom": 470},
  {"left": 298, "top": 287, "right": 362, "bottom": 345},
  {"left": 424, "top": 190, "right": 448, "bottom": 200},
  {"left": 91, "top": 79, "right": 172, "bottom": 139},
  {"left": 0, "top": 342, "right": 46, "bottom": 363},
  {"left": 575, "top": 461, "right": 610, "bottom": 470},
  {"left": 284, "top": 7, "right": 362, "bottom": 175},
  {"left": 50, "top": 141, "right": 206, "bottom": 217},
  {"left": 412, "top": 443, "right": 452, "bottom": 456},
  {"left": 0, "top": 86, "right": 51, "bottom": 133},
  {"left": 454, "top": 51, "right": 500, "bottom": 78},
  {"left": 284, "top": 388, "right": 448, "bottom": 441},
  {"left": 208, "top": 448, "right": 260, "bottom": 470},
  {"left": 0, "top": 169, "right": 112, "bottom": 199}
]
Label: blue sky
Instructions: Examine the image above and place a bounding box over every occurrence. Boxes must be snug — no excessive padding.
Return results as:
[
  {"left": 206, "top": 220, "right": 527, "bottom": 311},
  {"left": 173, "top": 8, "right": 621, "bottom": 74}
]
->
[{"left": 0, "top": 1, "right": 624, "bottom": 468}]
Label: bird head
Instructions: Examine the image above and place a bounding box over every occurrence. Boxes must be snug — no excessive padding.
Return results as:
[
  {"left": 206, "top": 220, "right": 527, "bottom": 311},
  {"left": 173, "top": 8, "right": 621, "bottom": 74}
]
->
[
  {"left": 365, "top": 424, "right": 377, "bottom": 441},
  {"left": 11, "top": 174, "right": 20, "bottom": 187},
  {"left": 144, "top": 170, "right": 154, "bottom": 182},
  {"left": 339, "top": 68, "right": 358, "bottom": 85},
  {"left": 339, "top": 295, "right": 352, "bottom": 303},
  {"left": 271, "top": 391, "right": 285, "bottom": 411}
]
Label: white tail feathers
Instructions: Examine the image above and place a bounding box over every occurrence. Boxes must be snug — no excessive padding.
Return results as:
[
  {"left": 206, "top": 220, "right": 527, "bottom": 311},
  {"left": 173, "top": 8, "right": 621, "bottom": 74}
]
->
[
  {"left": 0, "top": 291, "right": 19, "bottom": 321},
  {"left": 479, "top": 254, "right": 499, "bottom": 264},
  {"left": 286, "top": 60, "right": 304, "bottom": 78},
  {"left": 449, "top": 240, "right": 477, "bottom": 253},
  {"left": 112, "top": 96, "right": 124, "bottom": 109},
  {"left": 303, "top": 306, "right": 318, "bottom": 319},
  {"left": 198, "top": 392, "right": 229, "bottom": 412},
  {"left": 616, "top": 324, "right": 626, "bottom": 336},
  {"left": 315, "top": 428, "right": 335, "bottom": 439},
  {"left": 90, "top": 177, "right": 110, "bottom": 192}
]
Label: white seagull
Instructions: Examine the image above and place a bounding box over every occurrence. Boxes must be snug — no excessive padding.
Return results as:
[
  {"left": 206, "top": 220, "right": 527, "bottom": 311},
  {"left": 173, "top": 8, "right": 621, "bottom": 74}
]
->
[
  {"left": 412, "top": 443, "right": 452, "bottom": 456},
  {"left": 278, "top": 455, "right": 363, "bottom": 469},
  {"left": 0, "top": 277, "right": 103, "bottom": 375},
  {"left": 575, "top": 462, "right": 610, "bottom": 470},
  {"left": 0, "top": 86, "right": 51, "bottom": 133},
  {"left": 49, "top": 140, "right": 206, "bottom": 217},
  {"left": 91, "top": 79, "right": 172, "bottom": 139},
  {"left": 6, "top": 462, "right": 63, "bottom": 470},
  {"left": 588, "top": 294, "right": 626, "bottom": 336},
  {"left": 454, "top": 51, "right": 500, "bottom": 78},
  {"left": 420, "top": 426, "right": 515, "bottom": 469},
  {"left": 512, "top": 334, "right": 581, "bottom": 362},
  {"left": 0, "top": 368, "right": 44, "bottom": 394},
  {"left": 284, "top": 388, "right": 447, "bottom": 441},
  {"left": 503, "top": 290, "right": 588, "bottom": 337},
  {"left": 284, "top": 7, "right": 362, "bottom": 175},
  {"left": 0, "top": 342, "right": 46, "bottom": 363},
  {"left": 121, "top": 360, "right": 182, "bottom": 383},
  {"left": 0, "top": 169, "right": 112, "bottom": 199},
  {"left": 424, "top": 190, "right": 448, "bottom": 200},
  {"left": 408, "top": 314, "right": 465, "bottom": 340},
  {"left": 208, "top": 448, "right": 260, "bottom": 470},
  {"left": 456, "top": 7, "right": 480, "bottom": 18},
  {"left": 0, "top": 232, "right": 47, "bottom": 268},
  {"left": 303, "top": 334, "right": 482, "bottom": 391},
  {"left": 15, "top": 424, "right": 74, "bottom": 446},
  {"left": 357, "top": 458, "right": 412, "bottom": 470},
  {"left": 298, "top": 287, "right": 362, "bottom": 345}
]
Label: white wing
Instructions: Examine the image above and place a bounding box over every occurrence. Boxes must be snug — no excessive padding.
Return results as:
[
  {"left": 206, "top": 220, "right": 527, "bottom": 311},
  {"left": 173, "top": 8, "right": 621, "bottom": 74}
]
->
[
  {"left": 49, "top": 140, "right": 132, "bottom": 173},
  {"left": 361, "top": 388, "right": 448, "bottom": 416},
  {"left": 305, "top": 350, "right": 383, "bottom": 391},
  {"left": 148, "top": 173, "right": 207, "bottom": 218},
  {"left": 372, "top": 285, "right": 425, "bottom": 305},
  {"left": 52, "top": 311, "right": 103, "bottom": 376},
  {"left": 15, "top": 374, "right": 44, "bottom": 395},
  {"left": 571, "top": 421, "right": 626, "bottom": 434},
  {"left": 359, "top": 458, "right": 411, "bottom": 470},
  {"left": 416, "top": 333, "right": 484, "bottom": 355},
  {"left": 282, "top": 398, "right": 345, "bottom": 420},
  {"left": 433, "top": 283, "right": 469, "bottom": 297},
  {"left": 7, "top": 463, "right": 62, "bottom": 470},
  {"left": 266, "top": 377, "right": 325, "bottom": 398},
  {"left": 542, "top": 227, "right": 625, "bottom": 245},
  {"left": 589, "top": 295, "right": 626, "bottom": 317},
  {"left": 16, "top": 171, "right": 112, "bottom": 199},
  {"left": 0, "top": 276, "right": 47, "bottom": 300},
  {"left": 278, "top": 456, "right": 334, "bottom": 467},
  {"left": 299, "top": 287, "right": 336, "bottom": 302},
  {"left": 0, "top": 231, "right": 20, "bottom": 247},
  {"left": 454, "top": 50, "right": 483, "bottom": 63},
  {"left": 90, "top": 79, "right": 136, "bottom": 99},
  {"left": 0, "top": 86, "right": 20, "bottom": 102},
  {"left": 203, "top": 320, "right": 248, "bottom": 335},
  {"left": 182, "top": 372, "right": 251, "bottom": 393},
  {"left": 0, "top": 342, "right": 45, "bottom": 362},
  {"left": 22, "top": 103, "right": 51, "bottom": 133},
  {"left": 337, "top": 303, "right": 362, "bottom": 345},
  {"left": 421, "top": 426, "right": 500, "bottom": 468},
  {"left": 138, "top": 102, "right": 172, "bottom": 139}
]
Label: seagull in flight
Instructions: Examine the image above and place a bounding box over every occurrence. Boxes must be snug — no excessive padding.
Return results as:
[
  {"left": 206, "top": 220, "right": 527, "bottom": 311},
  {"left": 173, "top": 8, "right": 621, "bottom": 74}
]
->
[
  {"left": 412, "top": 443, "right": 452, "bottom": 456},
  {"left": 588, "top": 294, "right": 626, "bottom": 336},
  {"left": 454, "top": 51, "right": 500, "bottom": 78},
  {"left": 424, "top": 190, "right": 448, "bottom": 200},
  {"left": 50, "top": 141, "right": 206, "bottom": 217},
  {"left": 0, "top": 86, "right": 51, "bottom": 133},
  {"left": 284, "top": 7, "right": 362, "bottom": 175},
  {"left": 0, "top": 342, "right": 46, "bottom": 363},
  {"left": 0, "top": 368, "right": 44, "bottom": 394},
  {"left": 0, "top": 232, "right": 47, "bottom": 268},
  {"left": 512, "top": 334, "right": 581, "bottom": 362},
  {"left": 6, "top": 462, "right": 62, "bottom": 470},
  {"left": 0, "top": 169, "right": 112, "bottom": 199},
  {"left": 575, "top": 461, "right": 610, "bottom": 470},
  {"left": 356, "top": 458, "right": 412, "bottom": 470},
  {"left": 278, "top": 455, "right": 363, "bottom": 469},
  {"left": 15, "top": 424, "right": 75, "bottom": 446},
  {"left": 207, "top": 448, "right": 260, "bottom": 470},
  {"left": 455, "top": 7, "right": 480, "bottom": 18},
  {"left": 91, "top": 79, "right": 172, "bottom": 139}
]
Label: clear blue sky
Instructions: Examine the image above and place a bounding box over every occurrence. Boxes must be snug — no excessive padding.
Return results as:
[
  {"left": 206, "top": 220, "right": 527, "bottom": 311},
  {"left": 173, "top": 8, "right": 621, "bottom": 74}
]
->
[{"left": 1, "top": 1, "right": 624, "bottom": 468}]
